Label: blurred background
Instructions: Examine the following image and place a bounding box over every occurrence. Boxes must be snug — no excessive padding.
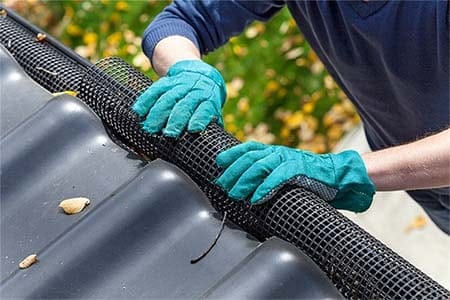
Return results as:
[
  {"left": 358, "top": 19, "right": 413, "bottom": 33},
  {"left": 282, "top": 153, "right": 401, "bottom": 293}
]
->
[
  {"left": 5, "top": 0, "right": 360, "bottom": 153},
  {"left": 4, "top": 0, "right": 449, "bottom": 289}
]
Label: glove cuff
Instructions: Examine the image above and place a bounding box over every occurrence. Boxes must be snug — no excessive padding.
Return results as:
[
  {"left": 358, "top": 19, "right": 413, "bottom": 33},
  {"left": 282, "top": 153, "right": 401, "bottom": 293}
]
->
[{"left": 329, "top": 150, "right": 376, "bottom": 212}]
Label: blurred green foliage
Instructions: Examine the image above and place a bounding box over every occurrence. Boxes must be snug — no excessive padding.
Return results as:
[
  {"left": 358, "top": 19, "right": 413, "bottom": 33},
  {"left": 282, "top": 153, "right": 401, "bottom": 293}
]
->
[{"left": 7, "top": 0, "right": 359, "bottom": 153}]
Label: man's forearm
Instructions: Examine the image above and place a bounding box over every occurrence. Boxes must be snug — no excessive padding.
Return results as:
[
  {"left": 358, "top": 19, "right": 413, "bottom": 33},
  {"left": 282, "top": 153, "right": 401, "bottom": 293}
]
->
[
  {"left": 362, "top": 128, "right": 450, "bottom": 191},
  {"left": 151, "top": 36, "right": 201, "bottom": 76}
]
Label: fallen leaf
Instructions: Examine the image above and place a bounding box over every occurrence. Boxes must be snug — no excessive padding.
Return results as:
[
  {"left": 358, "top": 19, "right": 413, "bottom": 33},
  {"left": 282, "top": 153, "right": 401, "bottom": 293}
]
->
[
  {"left": 19, "top": 254, "right": 38, "bottom": 269},
  {"left": 404, "top": 215, "right": 427, "bottom": 233},
  {"left": 35, "top": 33, "right": 46, "bottom": 42},
  {"left": 59, "top": 197, "right": 90, "bottom": 215}
]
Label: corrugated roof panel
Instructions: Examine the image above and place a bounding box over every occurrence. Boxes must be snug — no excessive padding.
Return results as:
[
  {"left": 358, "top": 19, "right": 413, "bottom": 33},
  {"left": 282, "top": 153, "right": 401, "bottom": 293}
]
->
[
  {"left": 0, "top": 44, "right": 53, "bottom": 135},
  {"left": 0, "top": 43, "right": 341, "bottom": 299}
]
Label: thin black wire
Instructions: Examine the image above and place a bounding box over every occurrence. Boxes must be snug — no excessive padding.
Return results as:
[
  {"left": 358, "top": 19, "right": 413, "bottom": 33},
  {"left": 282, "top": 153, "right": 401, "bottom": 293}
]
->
[{"left": 191, "top": 212, "right": 228, "bottom": 264}]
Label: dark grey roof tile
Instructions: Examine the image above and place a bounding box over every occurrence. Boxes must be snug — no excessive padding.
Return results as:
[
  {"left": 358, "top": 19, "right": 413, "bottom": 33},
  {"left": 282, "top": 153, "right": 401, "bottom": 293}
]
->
[
  {"left": 1, "top": 95, "right": 145, "bottom": 279},
  {"left": 0, "top": 45, "right": 53, "bottom": 136}
]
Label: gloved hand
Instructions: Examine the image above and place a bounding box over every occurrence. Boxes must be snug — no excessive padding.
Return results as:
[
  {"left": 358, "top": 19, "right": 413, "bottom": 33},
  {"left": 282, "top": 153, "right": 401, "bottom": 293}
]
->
[
  {"left": 215, "top": 141, "right": 376, "bottom": 212},
  {"left": 132, "top": 60, "right": 226, "bottom": 138}
]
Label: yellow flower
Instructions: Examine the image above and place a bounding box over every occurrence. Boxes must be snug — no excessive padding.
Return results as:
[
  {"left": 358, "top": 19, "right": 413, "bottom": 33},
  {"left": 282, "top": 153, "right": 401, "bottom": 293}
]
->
[
  {"left": 277, "top": 88, "right": 287, "bottom": 98},
  {"left": 110, "top": 12, "right": 120, "bottom": 23},
  {"left": 323, "top": 114, "right": 334, "bottom": 127},
  {"left": 295, "top": 58, "right": 308, "bottom": 67},
  {"left": 107, "top": 32, "right": 122, "bottom": 45},
  {"left": 66, "top": 24, "right": 82, "bottom": 36},
  {"left": 280, "top": 127, "right": 291, "bottom": 139},
  {"left": 237, "top": 97, "right": 250, "bottom": 113},
  {"left": 235, "top": 130, "right": 245, "bottom": 141},
  {"left": 327, "top": 125, "right": 344, "bottom": 141},
  {"left": 83, "top": 32, "right": 98, "bottom": 45},
  {"left": 116, "top": 1, "right": 128, "bottom": 11},
  {"left": 302, "top": 101, "right": 315, "bottom": 114},
  {"left": 232, "top": 45, "right": 248, "bottom": 57},
  {"left": 64, "top": 5, "right": 75, "bottom": 18},
  {"left": 224, "top": 114, "right": 234, "bottom": 123},
  {"left": 308, "top": 50, "right": 319, "bottom": 62},
  {"left": 229, "top": 37, "right": 239, "bottom": 44},
  {"left": 285, "top": 111, "right": 303, "bottom": 129},
  {"left": 226, "top": 123, "right": 238, "bottom": 133},
  {"left": 100, "top": 22, "right": 110, "bottom": 33},
  {"left": 265, "top": 80, "right": 280, "bottom": 93},
  {"left": 310, "top": 91, "right": 323, "bottom": 102}
]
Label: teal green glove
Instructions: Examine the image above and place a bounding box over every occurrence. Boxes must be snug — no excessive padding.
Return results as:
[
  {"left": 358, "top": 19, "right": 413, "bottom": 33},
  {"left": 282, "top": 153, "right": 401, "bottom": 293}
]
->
[
  {"left": 215, "top": 141, "right": 376, "bottom": 212},
  {"left": 132, "top": 60, "right": 226, "bottom": 137}
]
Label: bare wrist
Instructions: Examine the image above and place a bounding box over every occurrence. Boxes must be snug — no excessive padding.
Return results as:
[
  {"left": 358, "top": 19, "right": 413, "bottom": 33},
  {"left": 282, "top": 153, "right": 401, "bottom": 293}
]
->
[{"left": 152, "top": 36, "right": 201, "bottom": 76}]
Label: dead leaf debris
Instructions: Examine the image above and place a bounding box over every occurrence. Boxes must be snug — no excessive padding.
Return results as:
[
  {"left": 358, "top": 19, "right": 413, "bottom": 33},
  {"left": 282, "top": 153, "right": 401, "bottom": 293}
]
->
[
  {"left": 19, "top": 254, "right": 38, "bottom": 269},
  {"left": 59, "top": 197, "right": 90, "bottom": 214},
  {"left": 35, "top": 33, "right": 46, "bottom": 42}
]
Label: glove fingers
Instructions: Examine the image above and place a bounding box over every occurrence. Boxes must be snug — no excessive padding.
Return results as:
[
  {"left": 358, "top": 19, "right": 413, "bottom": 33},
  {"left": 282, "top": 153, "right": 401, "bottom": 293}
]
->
[
  {"left": 229, "top": 152, "right": 282, "bottom": 201},
  {"left": 188, "top": 101, "right": 219, "bottom": 133},
  {"left": 132, "top": 77, "right": 170, "bottom": 117},
  {"left": 216, "top": 141, "right": 268, "bottom": 169},
  {"left": 141, "top": 86, "right": 186, "bottom": 134},
  {"left": 250, "top": 161, "right": 299, "bottom": 204},
  {"left": 162, "top": 92, "right": 205, "bottom": 137},
  {"left": 215, "top": 148, "right": 273, "bottom": 193}
]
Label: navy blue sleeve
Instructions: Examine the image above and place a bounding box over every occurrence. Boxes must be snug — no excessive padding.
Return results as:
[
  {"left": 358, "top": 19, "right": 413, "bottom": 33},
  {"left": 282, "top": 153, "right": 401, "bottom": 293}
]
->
[{"left": 142, "top": 0, "right": 285, "bottom": 61}]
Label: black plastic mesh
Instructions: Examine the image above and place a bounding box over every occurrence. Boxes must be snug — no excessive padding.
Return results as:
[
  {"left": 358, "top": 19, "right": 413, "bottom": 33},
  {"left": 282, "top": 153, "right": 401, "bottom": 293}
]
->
[
  {"left": 1, "top": 8, "right": 449, "bottom": 299},
  {"left": 0, "top": 14, "right": 85, "bottom": 92}
]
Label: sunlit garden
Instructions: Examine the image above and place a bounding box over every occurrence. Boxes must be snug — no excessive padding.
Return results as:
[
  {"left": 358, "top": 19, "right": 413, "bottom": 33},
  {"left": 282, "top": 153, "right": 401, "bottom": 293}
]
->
[{"left": 6, "top": 0, "right": 360, "bottom": 153}]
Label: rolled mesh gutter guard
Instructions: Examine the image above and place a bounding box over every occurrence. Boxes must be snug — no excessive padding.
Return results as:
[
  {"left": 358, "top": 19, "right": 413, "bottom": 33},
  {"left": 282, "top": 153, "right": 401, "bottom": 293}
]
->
[{"left": 1, "top": 7, "right": 448, "bottom": 299}]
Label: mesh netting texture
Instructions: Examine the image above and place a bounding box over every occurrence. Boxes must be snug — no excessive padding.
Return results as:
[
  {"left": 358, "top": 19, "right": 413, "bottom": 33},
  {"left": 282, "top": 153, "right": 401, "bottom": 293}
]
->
[
  {"left": 0, "top": 16, "right": 85, "bottom": 92},
  {"left": 1, "top": 9, "right": 449, "bottom": 299}
]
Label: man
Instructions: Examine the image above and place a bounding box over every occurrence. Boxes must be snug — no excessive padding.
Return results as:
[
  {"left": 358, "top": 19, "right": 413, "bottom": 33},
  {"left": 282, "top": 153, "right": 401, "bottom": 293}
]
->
[{"left": 133, "top": 1, "right": 450, "bottom": 233}]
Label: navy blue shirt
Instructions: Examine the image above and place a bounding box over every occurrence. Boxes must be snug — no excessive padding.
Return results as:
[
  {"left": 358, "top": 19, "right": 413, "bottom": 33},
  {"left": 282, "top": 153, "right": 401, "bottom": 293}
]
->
[{"left": 142, "top": 1, "right": 450, "bottom": 233}]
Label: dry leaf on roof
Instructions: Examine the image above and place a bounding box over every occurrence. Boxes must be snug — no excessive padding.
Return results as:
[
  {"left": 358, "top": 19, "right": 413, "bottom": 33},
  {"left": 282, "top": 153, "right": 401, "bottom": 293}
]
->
[
  {"left": 35, "top": 33, "right": 46, "bottom": 42},
  {"left": 59, "top": 197, "right": 90, "bottom": 215},
  {"left": 19, "top": 254, "right": 38, "bottom": 269}
]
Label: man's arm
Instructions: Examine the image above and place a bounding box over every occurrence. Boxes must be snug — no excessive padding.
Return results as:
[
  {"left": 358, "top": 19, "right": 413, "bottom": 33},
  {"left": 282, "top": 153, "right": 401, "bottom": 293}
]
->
[
  {"left": 362, "top": 128, "right": 450, "bottom": 191},
  {"left": 151, "top": 36, "right": 201, "bottom": 76},
  {"left": 141, "top": 0, "right": 284, "bottom": 65}
]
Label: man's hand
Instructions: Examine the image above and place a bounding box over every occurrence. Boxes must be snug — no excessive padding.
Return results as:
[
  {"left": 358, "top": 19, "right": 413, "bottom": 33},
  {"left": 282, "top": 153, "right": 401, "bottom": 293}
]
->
[
  {"left": 215, "top": 141, "right": 375, "bottom": 212},
  {"left": 132, "top": 59, "right": 226, "bottom": 138}
]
